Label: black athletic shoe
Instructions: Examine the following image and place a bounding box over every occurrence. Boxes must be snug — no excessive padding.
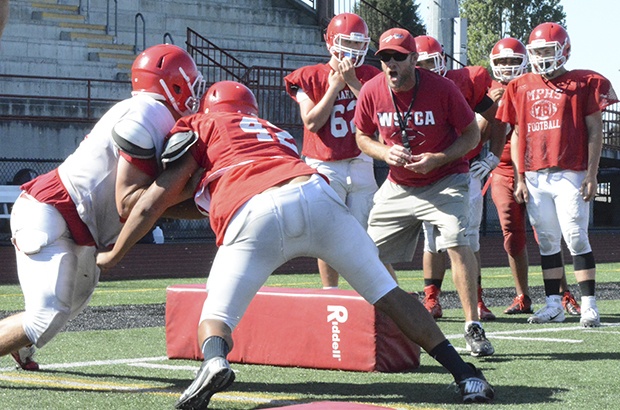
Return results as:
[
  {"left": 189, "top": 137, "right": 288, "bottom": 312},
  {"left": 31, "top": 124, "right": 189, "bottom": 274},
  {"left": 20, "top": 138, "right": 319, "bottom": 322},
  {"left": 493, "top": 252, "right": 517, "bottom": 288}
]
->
[
  {"left": 456, "top": 363, "right": 495, "bottom": 403},
  {"left": 175, "top": 356, "right": 235, "bottom": 410},
  {"left": 464, "top": 323, "right": 495, "bottom": 357}
]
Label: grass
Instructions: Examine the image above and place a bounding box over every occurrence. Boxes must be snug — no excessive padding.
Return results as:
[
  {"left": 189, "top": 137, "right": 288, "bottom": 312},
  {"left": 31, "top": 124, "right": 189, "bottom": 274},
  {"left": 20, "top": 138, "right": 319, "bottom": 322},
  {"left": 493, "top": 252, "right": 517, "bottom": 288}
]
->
[{"left": 1, "top": 263, "right": 619, "bottom": 409}]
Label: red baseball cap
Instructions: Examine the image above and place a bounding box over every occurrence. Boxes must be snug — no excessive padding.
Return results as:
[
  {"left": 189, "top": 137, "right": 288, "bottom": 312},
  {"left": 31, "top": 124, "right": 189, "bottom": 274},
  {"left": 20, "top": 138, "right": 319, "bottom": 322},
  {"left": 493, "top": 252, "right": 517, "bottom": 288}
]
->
[{"left": 376, "top": 28, "right": 417, "bottom": 55}]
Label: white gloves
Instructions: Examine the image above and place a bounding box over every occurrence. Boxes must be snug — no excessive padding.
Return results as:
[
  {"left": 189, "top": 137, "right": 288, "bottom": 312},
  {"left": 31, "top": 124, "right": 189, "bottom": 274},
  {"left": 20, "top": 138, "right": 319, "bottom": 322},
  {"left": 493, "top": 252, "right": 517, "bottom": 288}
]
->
[{"left": 470, "top": 153, "right": 500, "bottom": 180}]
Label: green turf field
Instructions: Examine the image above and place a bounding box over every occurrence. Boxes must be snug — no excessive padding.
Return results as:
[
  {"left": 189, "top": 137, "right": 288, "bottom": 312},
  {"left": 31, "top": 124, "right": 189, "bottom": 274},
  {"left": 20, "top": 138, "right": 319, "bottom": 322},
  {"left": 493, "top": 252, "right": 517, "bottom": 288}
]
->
[{"left": 1, "top": 263, "right": 619, "bottom": 409}]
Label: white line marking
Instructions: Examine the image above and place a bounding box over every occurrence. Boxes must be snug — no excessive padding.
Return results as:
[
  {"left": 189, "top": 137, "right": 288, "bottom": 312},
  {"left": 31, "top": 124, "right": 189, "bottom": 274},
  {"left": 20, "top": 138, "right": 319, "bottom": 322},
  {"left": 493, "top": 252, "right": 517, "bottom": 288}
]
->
[
  {"left": 28, "top": 356, "right": 167, "bottom": 371},
  {"left": 129, "top": 362, "right": 199, "bottom": 371},
  {"left": 490, "top": 335, "right": 582, "bottom": 343}
]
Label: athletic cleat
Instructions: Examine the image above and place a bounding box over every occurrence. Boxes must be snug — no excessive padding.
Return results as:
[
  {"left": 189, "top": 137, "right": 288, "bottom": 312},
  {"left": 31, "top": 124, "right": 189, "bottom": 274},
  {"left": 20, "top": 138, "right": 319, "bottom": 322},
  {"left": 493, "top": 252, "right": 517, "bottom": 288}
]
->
[
  {"left": 422, "top": 284, "right": 443, "bottom": 319},
  {"left": 455, "top": 363, "right": 495, "bottom": 404},
  {"left": 580, "top": 306, "right": 601, "bottom": 327},
  {"left": 477, "top": 287, "right": 496, "bottom": 321},
  {"left": 464, "top": 323, "right": 494, "bottom": 357},
  {"left": 504, "top": 294, "right": 533, "bottom": 314},
  {"left": 11, "top": 345, "right": 40, "bottom": 371},
  {"left": 562, "top": 291, "right": 581, "bottom": 316},
  {"left": 175, "top": 356, "right": 235, "bottom": 410},
  {"left": 527, "top": 302, "right": 565, "bottom": 324}
]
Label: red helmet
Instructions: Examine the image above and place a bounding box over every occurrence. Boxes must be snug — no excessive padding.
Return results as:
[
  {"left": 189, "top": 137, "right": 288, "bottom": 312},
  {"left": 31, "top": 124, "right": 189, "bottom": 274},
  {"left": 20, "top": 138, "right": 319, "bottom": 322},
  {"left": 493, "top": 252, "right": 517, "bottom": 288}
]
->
[
  {"left": 414, "top": 35, "right": 446, "bottom": 76},
  {"left": 526, "top": 22, "right": 571, "bottom": 75},
  {"left": 324, "top": 13, "right": 370, "bottom": 67},
  {"left": 490, "top": 37, "right": 528, "bottom": 82},
  {"left": 200, "top": 81, "right": 259, "bottom": 116},
  {"left": 131, "top": 44, "right": 205, "bottom": 117}
]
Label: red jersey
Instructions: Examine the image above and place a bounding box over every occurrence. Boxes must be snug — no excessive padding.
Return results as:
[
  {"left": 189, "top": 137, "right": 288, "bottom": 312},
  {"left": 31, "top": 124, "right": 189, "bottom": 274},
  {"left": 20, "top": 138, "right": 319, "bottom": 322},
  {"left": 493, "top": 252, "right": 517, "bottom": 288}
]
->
[
  {"left": 170, "top": 112, "right": 317, "bottom": 245},
  {"left": 354, "top": 68, "right": 474, "bottom": 187},
  {"left": 446, "top": 66, "right": 493, "bottom": 160},
  {"left": 490, "top": 79, "right": 514, "bottom": 178},
  {"left": 284, "top": 63, "right": 380, "bottom": 160},
  {"left": 497, "top": 70, "right": 618, "bottom": 172}
]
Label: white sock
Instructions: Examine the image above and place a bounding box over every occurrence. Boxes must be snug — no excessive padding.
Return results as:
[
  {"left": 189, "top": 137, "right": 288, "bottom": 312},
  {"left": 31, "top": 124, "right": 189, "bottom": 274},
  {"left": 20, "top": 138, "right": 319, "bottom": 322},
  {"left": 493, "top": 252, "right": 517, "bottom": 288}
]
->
[{"left": 581, "top": 295, "right": 597, "bottom": 311}]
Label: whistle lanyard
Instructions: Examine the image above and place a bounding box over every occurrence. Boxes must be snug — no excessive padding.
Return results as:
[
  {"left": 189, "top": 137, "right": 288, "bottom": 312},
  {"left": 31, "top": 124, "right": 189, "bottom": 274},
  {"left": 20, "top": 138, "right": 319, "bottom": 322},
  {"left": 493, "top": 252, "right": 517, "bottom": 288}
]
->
[{"left": 389, "top": 69, "right": 420, "bottom": 150}]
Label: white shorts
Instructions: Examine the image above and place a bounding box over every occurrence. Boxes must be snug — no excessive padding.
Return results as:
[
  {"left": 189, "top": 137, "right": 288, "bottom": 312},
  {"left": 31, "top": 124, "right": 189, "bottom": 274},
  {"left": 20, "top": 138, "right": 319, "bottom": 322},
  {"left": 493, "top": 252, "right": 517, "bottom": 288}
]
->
[
  {"left": 200, "top": 174, "right": 397, "bottom": 330},
  {"left": 524, "top": 169, "right": 592, "bottom": 256},
  {"left": 305, "top": 155, "right": 377, "bottom": 229},
  {"left": 11, "top": 195, "right": 100, "bottom": 347}
]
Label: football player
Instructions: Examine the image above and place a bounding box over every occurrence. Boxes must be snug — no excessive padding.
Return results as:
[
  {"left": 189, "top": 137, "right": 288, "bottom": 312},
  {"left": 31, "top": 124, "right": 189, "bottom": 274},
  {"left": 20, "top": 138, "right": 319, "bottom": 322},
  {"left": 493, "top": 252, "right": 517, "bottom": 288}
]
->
[
  {"left": 97, "top": 81, "right": 495, "bottom": 407},
  {"left": 1, "top": 44, "right": 204, "bottom": 370},
  {"left": 284, "top": 13, "right": 380, "bottom": 289},
  {"left": 497, "top": 22, "right": 618, "bottom": 326},
  {"left": 487, "top": 37, "right": 582, "bottom": 316}
]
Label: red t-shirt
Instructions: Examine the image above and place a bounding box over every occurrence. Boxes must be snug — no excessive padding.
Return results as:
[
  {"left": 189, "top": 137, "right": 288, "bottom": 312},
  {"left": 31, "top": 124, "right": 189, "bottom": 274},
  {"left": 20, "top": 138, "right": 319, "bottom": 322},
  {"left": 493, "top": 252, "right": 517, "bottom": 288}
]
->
[
  {"left": 490, "top": 80, "right": 515, "bottom": 178},
  {"left": 284, "top": 63, "right": 380, "bottom": 160},
  {"left": 446, "top": 66, "right": 493, "bottom": 160},
  {"left": 497, "top": 70, "right": 618, "bottom": 172},
  {"left": 354, "top": 68, "right": 474, "bottom": 187},
  {"left": 170, "top": 112, "right": 317, "bottom": 245}
]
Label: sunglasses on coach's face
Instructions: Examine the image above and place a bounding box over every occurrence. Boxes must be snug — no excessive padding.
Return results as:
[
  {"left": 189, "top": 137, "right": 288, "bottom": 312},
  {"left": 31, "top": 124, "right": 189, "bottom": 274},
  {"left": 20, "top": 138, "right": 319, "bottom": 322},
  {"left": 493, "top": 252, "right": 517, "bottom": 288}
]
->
[{"left": 378, "top": 52, "right": 410, "bottom": 62}]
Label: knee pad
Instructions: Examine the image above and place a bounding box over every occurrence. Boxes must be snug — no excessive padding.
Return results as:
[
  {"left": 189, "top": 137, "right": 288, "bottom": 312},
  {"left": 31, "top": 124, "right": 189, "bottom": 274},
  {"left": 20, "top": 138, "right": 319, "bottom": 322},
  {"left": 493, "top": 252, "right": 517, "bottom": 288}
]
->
[
  {"left": 535, "top": 230, "right": 562, "bottom": 255},
  {"left": 573, "top": 252, "right": 595, "bottom": 270},
  {"left": 23, "top": 306, "right": 71, "bottom": 348},
  {"left": 564, "top": 228, "right": 592, "bottom": 255},
  {"left": 541, "top": 252, "right": 563, "bottom": 270}
]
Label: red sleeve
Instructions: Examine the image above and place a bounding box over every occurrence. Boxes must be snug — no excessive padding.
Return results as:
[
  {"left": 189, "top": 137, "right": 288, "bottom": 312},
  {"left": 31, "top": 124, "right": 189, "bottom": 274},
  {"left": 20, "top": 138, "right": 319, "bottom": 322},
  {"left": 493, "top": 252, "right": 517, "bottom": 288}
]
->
[{"left": 118, "top": 151, "right": 158, "bottom": 179}]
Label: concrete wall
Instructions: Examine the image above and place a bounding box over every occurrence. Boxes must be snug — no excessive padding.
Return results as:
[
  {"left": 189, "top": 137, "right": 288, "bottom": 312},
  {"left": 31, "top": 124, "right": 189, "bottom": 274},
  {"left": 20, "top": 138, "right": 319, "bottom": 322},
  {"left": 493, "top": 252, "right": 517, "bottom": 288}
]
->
[{"left": 0, "top": 0, "right": 327, "bottom": 159}]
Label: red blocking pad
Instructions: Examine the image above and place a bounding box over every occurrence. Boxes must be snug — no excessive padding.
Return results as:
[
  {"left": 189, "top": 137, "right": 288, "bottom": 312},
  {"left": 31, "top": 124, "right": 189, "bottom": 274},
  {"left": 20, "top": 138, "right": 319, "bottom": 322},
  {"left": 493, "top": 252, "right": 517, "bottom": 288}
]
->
[
  {"left": 263, "top": 401, "right": 395, "bottom": 409},
  {"left": 165, "top": 285, "right": 420, "bottom": 372}
]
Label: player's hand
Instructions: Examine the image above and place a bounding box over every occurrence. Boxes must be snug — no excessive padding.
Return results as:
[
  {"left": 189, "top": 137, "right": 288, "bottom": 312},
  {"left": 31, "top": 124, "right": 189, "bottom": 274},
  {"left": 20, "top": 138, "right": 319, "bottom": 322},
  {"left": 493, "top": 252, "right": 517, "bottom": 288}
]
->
[
  {"left": 385, "top": 144, "right": 412, "bottom": 167},
  {"left": 96, "top": 251, "right": 119, "bottom": 271},
  {"left": 489, "top": 87, "right": 505, "bottom": 102},
  {"left": 328, "top": 69, "right": 346, "bottom": 93},
  {"left": 470, "top": 153, "right": 500, "bottom": 180},
  {"left": 513, "top": 179, "right": 529, "bottom": 204},
  {"left": 405, "top": 152, "right": 439, "bottom": 174},
  {"left": 580, "top": 173, "right": 598, "bottom": 201},
  {"left": 338, "top": 57, "right": 357, "bottom": 84}
]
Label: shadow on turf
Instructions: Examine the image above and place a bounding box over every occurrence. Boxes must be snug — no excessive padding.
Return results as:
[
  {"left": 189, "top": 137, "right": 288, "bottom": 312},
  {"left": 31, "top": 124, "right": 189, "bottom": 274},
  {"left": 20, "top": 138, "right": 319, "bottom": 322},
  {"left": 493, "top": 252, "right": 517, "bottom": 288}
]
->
[{"left": 11, "top": 366, "right": 563, "bottom": 407}]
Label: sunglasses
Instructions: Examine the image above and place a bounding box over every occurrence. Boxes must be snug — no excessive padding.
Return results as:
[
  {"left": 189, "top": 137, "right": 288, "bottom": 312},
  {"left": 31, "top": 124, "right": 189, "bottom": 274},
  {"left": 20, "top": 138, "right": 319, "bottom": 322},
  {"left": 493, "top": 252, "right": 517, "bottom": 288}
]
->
[{"left": 378, "top": 52, "right": 410, "bottom": 62}]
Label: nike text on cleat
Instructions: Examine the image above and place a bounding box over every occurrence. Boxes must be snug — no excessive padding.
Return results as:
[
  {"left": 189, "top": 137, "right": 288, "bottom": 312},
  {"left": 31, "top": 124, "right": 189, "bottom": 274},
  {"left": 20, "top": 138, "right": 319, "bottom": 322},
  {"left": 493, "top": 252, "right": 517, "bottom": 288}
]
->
[
  {"left": 527, "top": 303, "right": 565, "bottom": 324},
  {"left": 455, "top": 363, "right": 495, "bottom": 403},
  {"left": 175, "top": 356, "right": 235, "bottom": 410},
  {"left": 464, "top": 323, "right": 494, "bottom": 357}
]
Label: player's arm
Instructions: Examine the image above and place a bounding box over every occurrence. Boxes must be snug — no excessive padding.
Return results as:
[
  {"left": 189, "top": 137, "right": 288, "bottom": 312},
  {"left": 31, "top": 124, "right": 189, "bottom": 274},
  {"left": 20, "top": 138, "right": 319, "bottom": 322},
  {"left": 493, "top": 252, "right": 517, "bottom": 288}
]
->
[
  {"left": 97, "top": 152, "right": 200, "bottom": 269},
  {"left": 582, "top": 110, "right": 604, "bottom": 201},
  {"left": 406, "top": 117, "right": 480, "bottom": 174},
  {"left": 298, "top": 70, "right": 345, "bottom": 133},
  {"left": 510, "top": 127, "right": 528, "bottom": 204},
  {"left": 115, "top": 156, "right": 155, "bottom": 220}
]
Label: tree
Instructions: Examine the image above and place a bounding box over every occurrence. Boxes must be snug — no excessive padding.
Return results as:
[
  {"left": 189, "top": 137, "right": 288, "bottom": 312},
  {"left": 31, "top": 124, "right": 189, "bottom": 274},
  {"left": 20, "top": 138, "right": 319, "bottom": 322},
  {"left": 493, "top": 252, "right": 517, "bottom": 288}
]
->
[
  {"left": 354, "top": 0, "right": 426, "bottom": 48},
  {"left": 460, "top": 0, "right": 566, "bottom": 69}
]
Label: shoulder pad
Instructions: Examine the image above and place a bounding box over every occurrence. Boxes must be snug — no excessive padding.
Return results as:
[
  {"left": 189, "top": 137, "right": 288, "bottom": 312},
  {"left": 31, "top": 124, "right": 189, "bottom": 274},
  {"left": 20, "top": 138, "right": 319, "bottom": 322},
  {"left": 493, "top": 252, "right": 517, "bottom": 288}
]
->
[
  {"left": 161, "top": 131, "right": 198, "bottom": 165},
  {"left": 112, "top": 119, "right": 156, "bottom": 159}
]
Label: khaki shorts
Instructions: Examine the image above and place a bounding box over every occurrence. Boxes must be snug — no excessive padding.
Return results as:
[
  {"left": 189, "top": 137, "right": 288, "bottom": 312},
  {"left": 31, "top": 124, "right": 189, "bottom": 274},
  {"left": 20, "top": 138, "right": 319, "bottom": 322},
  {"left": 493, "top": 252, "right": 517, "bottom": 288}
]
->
[{"left": 367, "top": 173, "right": 470, "bottom": 263}]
